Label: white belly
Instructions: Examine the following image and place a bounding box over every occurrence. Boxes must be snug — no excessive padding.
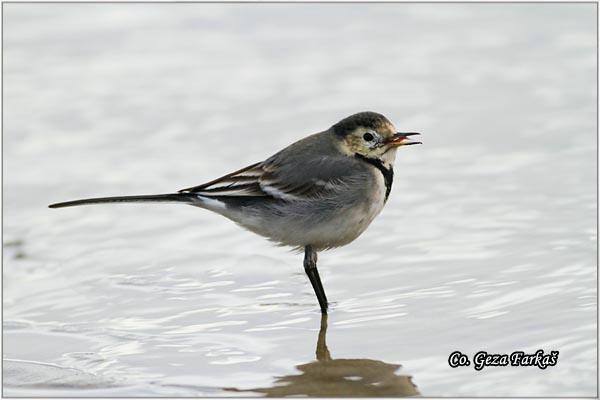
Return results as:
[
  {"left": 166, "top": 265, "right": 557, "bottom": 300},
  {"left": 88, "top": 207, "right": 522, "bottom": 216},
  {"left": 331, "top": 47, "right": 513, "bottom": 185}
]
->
[{"left": 261, "top": 168, "right": 387, "bottom": 250}]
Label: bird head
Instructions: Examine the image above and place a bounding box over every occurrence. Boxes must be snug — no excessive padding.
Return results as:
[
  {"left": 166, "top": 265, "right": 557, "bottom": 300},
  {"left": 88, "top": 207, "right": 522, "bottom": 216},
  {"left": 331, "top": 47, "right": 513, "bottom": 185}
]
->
[{"left": 332, "top": 111, "right": 421, "bottom": 165}]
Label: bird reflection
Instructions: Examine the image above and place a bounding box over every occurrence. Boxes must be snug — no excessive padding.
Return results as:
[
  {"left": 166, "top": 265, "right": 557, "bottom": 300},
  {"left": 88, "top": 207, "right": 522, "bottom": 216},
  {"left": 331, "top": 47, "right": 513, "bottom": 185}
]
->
[{"left": 226, "top": 315, "right": 419, "bottom": 397}]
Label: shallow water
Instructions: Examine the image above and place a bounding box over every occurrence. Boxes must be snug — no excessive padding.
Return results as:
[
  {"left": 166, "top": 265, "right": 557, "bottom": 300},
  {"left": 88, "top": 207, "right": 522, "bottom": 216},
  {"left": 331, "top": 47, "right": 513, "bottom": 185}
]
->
[{"left": 2, "top": 3, "right": 597, "bottom": 397}]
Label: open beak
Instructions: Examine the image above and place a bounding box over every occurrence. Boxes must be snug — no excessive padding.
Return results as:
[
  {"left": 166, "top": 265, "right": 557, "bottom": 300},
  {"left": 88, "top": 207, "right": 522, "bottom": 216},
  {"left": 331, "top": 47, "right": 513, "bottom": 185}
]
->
[{"left": 387, "top": 132, "right": 422, "bottom": 147}]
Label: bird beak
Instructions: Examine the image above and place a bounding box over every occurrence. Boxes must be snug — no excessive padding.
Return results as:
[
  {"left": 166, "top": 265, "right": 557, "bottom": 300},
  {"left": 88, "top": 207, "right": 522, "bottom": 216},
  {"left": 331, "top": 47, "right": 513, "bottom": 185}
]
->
[{"left": 387, "top": 132, "right": 422, "bottom": 147}]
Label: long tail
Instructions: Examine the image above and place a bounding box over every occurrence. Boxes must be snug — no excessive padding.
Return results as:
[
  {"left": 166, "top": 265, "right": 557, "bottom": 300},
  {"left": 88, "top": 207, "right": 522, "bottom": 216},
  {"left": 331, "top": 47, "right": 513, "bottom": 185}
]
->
[{"left": 48, "top": 193, "right": 197, "bottom": 209}]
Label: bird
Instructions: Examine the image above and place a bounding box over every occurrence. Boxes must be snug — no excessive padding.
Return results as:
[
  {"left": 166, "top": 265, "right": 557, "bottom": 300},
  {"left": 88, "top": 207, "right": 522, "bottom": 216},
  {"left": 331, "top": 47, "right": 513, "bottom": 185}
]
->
[{"left": 49, "top": 111, "right": 421, "bottom": 314}]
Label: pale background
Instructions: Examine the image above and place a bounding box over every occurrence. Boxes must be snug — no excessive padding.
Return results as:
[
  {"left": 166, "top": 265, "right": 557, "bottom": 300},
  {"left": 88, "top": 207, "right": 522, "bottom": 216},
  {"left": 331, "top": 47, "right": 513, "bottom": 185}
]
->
[{"left": 3, "top": 3, "right": 597, "bottom": 396}]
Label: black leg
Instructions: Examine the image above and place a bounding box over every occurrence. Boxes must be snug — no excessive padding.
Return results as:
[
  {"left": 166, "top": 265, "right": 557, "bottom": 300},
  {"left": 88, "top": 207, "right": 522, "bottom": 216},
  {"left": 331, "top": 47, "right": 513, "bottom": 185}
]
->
[{"left": 304, "top": 245, "right": 328, "bottom": 314}]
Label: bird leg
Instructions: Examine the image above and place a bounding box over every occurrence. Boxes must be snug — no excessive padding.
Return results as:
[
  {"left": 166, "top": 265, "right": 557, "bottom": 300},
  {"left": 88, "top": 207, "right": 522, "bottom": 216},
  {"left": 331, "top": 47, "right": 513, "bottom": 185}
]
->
[{"left": 304, "top": 245, "right": 328, "bottom": 314}]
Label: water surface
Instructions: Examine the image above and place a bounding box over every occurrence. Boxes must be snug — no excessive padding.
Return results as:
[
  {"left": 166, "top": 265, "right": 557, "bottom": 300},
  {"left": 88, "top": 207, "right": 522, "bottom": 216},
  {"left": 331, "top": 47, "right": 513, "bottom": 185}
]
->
[{"left": 3, "top": 3, "right": 597, "bottom": 396}]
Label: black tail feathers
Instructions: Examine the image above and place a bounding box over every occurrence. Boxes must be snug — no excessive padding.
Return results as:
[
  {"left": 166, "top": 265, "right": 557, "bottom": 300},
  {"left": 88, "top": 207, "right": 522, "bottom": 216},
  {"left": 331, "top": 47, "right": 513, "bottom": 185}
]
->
[{"left": 48, "top": 193, "right": 197, "bottom": 209}]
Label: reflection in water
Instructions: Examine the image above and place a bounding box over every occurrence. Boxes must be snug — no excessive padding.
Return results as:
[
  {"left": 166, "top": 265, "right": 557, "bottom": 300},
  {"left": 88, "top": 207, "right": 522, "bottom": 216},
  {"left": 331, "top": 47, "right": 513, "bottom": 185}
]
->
[{"left": 227, "top": 315, "right": 419, "bottom": 397}]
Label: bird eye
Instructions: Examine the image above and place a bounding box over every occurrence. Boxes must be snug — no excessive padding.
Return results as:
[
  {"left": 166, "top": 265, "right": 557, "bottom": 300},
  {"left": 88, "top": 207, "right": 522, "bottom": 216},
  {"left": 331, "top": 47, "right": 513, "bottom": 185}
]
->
[{"left": 363, "top": 132, "right": 374, "bottom": 141}]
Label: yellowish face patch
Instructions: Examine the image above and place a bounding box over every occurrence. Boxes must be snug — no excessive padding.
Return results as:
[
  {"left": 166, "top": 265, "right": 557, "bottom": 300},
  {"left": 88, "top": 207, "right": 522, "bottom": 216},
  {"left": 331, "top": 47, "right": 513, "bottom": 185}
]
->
[{"left": 342, "top": 123, "right": 397, "bottom": 158}]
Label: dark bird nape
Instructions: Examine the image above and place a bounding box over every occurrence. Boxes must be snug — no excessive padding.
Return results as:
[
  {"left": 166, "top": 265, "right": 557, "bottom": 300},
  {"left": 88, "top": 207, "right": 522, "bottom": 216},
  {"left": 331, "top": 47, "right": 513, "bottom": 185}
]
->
[{"left": 48, "top": 193, "right": 196, "bottom": 209}]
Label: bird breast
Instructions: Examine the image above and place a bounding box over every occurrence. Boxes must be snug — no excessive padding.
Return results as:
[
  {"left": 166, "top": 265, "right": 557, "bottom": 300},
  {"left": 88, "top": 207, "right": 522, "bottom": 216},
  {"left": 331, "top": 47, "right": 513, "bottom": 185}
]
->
[{"left": 269, "top": 164, "right": 388, "bottom": 250}]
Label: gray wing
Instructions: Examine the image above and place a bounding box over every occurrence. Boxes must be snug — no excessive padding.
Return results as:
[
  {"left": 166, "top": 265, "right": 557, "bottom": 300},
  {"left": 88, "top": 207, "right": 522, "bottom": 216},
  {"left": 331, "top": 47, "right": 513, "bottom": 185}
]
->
[
  {"left": 178, "top": 162, "right": 266, "bottom": 196},
  {"left": 259, "top": 154, "right": 370, "bottom": 201},
  {"left": 178, "top": 134, "right": 371, "bottom": 201}
]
